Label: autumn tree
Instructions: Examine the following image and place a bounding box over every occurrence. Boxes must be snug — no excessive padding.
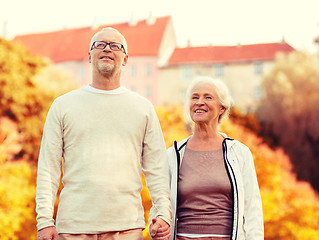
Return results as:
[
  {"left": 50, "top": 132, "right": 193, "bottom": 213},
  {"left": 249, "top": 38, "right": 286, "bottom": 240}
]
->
[
  {"left": 0, "top": 38, "right": 79, "bottom": 239},
  {"left": 0, "top": 38, "right": 46, "bottom": 162},
  {"left": 0, "top": 116, "right": 37, "bottom": 240},
  {"left": 156, "top": 104, "right": 191, "bottom": 147},
  {"left": 221, "top": 119, "right": 319, "bottom": 239},
  {"left": 0, "top": 39, "right": 79, "bottom": 162},
  {"left": 256, "top": 51, "right": 319, "bottom": 191},
  {"left": 144, "top": 104, "right": 319, "bottom": 240}
]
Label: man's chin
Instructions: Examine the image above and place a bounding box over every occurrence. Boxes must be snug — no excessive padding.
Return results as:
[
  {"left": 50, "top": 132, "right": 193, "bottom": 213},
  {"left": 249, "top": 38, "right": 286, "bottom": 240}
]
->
[{"left": 98, "top": 65, "right": 114, "bottom": 76}]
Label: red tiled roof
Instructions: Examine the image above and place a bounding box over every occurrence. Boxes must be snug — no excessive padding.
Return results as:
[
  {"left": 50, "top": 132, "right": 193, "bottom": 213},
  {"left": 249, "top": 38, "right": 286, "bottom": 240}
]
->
[
  {"left": 168, "top": 42, "right": 295, "bottom": 65},
  {"left": 13, "top": 16, "right": 171, "bottom": 63}
]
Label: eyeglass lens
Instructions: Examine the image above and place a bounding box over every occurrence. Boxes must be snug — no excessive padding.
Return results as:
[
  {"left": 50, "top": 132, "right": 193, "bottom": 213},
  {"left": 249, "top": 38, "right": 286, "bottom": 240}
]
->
[{"left": 92, "top": 41, "right": 124, "bottom": 53}]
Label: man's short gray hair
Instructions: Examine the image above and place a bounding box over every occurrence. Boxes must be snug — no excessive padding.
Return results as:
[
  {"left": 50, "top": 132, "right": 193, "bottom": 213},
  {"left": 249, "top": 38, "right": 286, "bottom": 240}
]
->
[{"left": 89, "top": 27, "right": 128, "bottom": 54}]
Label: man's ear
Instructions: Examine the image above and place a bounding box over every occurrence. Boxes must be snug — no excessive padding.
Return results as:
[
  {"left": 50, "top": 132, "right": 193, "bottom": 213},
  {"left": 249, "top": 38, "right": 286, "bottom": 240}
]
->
[
  {"left": 88, "top": 52, "right": 91, "bottom": 63},
  {"left": 122, "top": 54, "right": 128, "bottom": 66}
]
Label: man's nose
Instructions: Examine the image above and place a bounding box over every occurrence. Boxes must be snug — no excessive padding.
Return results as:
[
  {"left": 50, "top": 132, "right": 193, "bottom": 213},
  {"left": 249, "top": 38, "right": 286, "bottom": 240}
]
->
[{"left": 103, "top": 44, "right": 112, "bottom": 52}]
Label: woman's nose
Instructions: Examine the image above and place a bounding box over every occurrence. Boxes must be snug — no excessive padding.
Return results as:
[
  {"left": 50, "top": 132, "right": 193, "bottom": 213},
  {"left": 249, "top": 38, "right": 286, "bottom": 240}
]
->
[{"left": 195, "top": 97, "right": 204, "bottom": 105}]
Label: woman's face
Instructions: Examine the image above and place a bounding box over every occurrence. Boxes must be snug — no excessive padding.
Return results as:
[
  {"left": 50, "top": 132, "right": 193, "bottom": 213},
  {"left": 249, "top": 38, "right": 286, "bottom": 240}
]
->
[{"left": 189, "top": 82, "right": 225, "bottom": 125}]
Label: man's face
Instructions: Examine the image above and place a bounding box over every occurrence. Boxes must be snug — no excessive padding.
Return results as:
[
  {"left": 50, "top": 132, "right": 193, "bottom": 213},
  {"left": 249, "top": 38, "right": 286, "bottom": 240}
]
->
[{"left": 89, "top": 29, "right": 128, "bottom": 77}]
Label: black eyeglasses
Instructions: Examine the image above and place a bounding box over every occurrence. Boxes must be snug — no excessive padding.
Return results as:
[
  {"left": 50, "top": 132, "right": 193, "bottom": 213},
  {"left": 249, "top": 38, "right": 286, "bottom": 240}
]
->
[{"left": 90, "top": 41, "right": 126, "bottom": 54}]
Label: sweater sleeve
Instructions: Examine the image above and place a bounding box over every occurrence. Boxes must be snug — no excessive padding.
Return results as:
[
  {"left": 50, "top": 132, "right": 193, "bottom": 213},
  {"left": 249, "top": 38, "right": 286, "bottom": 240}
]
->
[
  {"left": 241, "top": 145, "right": 264, "bottom": 239},
  {"left": 36, "top": 100, "right": 63, "bottom": 231},
  {"left": 141, "top": 105, "right": 172, "bottom": 225}
]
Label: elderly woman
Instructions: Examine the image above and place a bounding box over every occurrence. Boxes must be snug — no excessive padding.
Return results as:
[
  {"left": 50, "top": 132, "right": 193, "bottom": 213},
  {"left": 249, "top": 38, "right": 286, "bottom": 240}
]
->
[{"left": 149, "top": 76, "right": 264, "bottom": 240}]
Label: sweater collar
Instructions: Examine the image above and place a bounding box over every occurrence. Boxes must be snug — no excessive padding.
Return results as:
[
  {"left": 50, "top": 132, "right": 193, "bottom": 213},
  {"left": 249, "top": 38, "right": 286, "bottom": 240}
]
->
[{"left": 82, "top": 85, "right": 128, "bottom": 95}]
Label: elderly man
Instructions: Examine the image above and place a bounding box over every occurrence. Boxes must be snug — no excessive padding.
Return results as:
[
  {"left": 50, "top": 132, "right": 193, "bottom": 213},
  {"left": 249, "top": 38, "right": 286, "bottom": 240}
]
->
[{"left": 36, "top": 27, "right": 171, "bottom": 240}]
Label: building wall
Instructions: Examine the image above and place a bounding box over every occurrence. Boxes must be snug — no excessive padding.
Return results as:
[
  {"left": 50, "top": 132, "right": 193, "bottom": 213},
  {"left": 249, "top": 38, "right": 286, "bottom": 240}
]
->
[
  {"left": 55, "top": 58, "right": 275, "bottom": 112},
  {"left": 223, "top": 61, "right": 274, "bottom": 112},
  {"left": 121, "top": 56, "right": 160, "bottom": 105},
  {"left": 55, "top": 56, "right": 161, "bottom": 105},
  {"left": 54, "top": 19, "right": 177, "bottom": 106},
  {"left": 158, "top": 18, "right": 177, "bottom": 67},
  {"left": 159, "top": 61, "right": 275, "bottom": 112},
  {"left": 159, "top": 66, "right": 187, "bottom": 105},
  {"left": 56, "top": 60, "right": 91, "bottom": 85}
]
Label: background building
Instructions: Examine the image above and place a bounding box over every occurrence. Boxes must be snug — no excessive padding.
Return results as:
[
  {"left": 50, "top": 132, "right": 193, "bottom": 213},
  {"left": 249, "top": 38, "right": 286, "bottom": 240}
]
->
[
  {"left": 14, "top": 16, "right": 177, "bottom": 106},
  {"left": 159, "top": 42, "right": 294, "bottom": 112},
  {"left": 13, "top": 16, "right": 294, "bottom": 111}
]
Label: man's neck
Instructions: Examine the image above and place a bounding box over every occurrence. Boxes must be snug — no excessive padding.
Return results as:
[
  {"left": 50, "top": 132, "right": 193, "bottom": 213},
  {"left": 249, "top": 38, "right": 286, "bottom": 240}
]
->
[{"left": 91, "top": 74, "right": 121, "bottom": 90}]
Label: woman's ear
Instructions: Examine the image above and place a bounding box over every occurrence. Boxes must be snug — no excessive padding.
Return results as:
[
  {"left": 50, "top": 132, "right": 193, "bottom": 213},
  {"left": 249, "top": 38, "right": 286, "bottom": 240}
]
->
[{"left": 220, "top": 106, "right": 226, "bottom": 114}]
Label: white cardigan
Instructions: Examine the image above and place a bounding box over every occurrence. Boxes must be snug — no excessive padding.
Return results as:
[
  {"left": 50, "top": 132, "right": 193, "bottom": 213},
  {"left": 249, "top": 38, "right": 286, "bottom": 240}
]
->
[{"left": 149, "top": 135, "right": 264, "bottom": 240}]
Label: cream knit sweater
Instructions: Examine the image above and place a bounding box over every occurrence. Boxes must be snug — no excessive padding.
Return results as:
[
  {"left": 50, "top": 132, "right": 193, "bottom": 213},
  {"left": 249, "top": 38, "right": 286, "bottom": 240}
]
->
[{"left": 36, "top": 85, "right": 171, "bottom": 233}]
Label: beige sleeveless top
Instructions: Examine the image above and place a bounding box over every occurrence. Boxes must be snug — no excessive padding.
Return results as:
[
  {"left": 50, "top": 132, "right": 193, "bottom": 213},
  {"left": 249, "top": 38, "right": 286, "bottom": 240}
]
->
[{"left": 176, "top": 147, "right": 233, "bottom": 236}]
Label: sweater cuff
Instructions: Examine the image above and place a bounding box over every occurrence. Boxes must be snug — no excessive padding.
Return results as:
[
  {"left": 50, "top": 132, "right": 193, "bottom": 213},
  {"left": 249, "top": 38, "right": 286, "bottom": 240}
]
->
[
  {"left": 157, "top": 215, "right": 171, "bottom": 226},
  {"left": 37, "top": 219, "right": 55, "bottom": 232}
]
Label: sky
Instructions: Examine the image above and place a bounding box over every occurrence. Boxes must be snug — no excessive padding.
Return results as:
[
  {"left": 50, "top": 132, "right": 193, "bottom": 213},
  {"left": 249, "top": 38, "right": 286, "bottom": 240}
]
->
[{"left": 1, "top": 0, "right": 319, "bottom": 53}]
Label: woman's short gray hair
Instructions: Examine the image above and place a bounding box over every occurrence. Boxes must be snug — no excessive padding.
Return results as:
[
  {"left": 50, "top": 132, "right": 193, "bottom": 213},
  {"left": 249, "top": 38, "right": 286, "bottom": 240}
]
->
[{"left": 185, "top": 76, "right": 234, "bottom": 124}]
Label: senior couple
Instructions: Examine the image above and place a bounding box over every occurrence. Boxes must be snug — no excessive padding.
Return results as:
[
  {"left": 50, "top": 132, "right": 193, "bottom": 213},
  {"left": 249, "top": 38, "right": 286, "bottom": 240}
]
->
[{"left": 36, "top": 27, "right": 264, "bottom": 240}]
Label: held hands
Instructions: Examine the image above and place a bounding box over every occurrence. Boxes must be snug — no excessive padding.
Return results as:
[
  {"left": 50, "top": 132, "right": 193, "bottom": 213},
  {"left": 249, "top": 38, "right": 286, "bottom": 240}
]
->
[
  {"left": 150, "top": 217, "right": 171, "bottom": 240},
  {"left": 37, "top": 226, "right": 58, "bottom": 240}
]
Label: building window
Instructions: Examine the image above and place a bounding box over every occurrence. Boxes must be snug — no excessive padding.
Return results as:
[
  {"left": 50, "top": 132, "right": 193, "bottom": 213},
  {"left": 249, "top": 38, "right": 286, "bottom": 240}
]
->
[
  {"left": 145, "top": 65, "right": 152, "bottom": 76},
  {"left": 214, "top": 64, "right": 224, "bottom": 78},
  {"left": 254, "top": 86, "right": 262, "bottom": 99},
  {"left": 181, "top": 66, "right": 192, "bottom": 80},
  {"left": 182, "top": 89, "right": 187, "bottom": 101},
  {"left": 130, "top": 86, "right": 136, "bottom": 92},
  {"left": 254, "top": 62, "right": 263, "bottom": 75},
  {"left": 195, "top": 71, "right": 203, "bottom": 76},
  {"left": 130, "top": 65, "right": 136, "bottom": 77},
  {"left": 79, "top": 66, "right": 85, "bottom": 82},
  {"left": 145, "top": 86, "right": 151, "bottom": 97}
]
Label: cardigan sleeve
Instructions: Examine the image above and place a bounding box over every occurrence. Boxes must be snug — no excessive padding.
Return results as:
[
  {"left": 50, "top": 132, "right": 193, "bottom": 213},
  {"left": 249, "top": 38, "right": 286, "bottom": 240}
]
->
[{"left": 241, "top": 145, "right": 264, "bottom": 239}]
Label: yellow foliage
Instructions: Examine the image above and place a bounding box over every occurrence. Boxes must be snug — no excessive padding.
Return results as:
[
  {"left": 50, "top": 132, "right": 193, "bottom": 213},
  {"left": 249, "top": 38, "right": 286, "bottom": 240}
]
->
[
  {"left": 0, "top": 38, "right": 79, "bottom": 239},
  {"left": 141, "top": 174, "right": 152, "bottom": 240},
  {"left": 257, "top": 51, "right": 319, "bottom": 191},
  {"left": 0, "top": 161, "right": 36, "bottom": 240},
  {"left": 221, "top": 119, "right": 319, "bottom": 240},
  {"left": 156, "top": 104, "right": 191, "bottom": 148},
  {"left": 1, "top": 47, "right": 319, "bottom": 240},
  {"left": 0, "top": 117, "right": 23, "bottom": 164},
  {"left": 0, "top": 38, "right": 80, "bottom": 162},
  {"left": 140, "top": 105, "right": 319, "bottom": 240}
]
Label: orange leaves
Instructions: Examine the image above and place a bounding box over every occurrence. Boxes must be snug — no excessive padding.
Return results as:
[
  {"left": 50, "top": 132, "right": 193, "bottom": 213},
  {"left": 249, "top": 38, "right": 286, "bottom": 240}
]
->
[
  {"left": 0, "top": 39, "right": 45, "bottom": 121},
  {"left": 0, "top": 38, "right": 80, "bottom": 162},
  {"left": 0, "top": 38, "right": 79, "bottom": 239},
  {"left": 221, "top": 118, "right": 319, "bottom": 239},
  {"left": 0, "top": 161, "right": 37, "bottom": 240},
  {"left": 142, "top": 105, "right": 319, "bottom": 239},
  {"left": 256, "top": 52, "right": 319, "bottom": 193},
  {"left": 0, "top": 117, "right": 23, "bottom": 164},
  {"left": 156, "top": 104, "right": 191, "bottom": 148},
  {"left": 140, "top": 173, "right": 152, "bottom": 240}
]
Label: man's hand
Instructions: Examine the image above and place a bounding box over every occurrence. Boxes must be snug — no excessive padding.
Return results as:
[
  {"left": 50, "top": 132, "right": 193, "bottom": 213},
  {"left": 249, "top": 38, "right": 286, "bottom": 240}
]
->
[
  {"left": 37, "top": 226, "right": 58, "bottom": 240},
  {"left": 150, "top": 217, "right": 171, "bottom": 240}
]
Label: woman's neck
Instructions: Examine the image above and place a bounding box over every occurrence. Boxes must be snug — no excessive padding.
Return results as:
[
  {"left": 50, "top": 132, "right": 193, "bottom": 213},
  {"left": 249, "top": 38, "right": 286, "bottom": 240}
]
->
[{"left": 188, "top": 124, "right": 224, "bottom": 151}]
